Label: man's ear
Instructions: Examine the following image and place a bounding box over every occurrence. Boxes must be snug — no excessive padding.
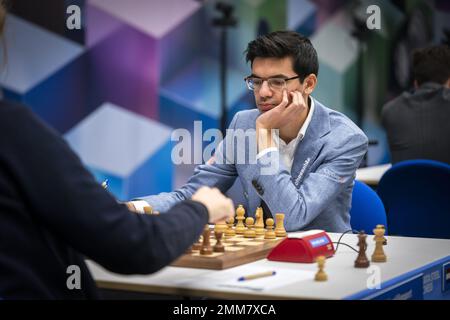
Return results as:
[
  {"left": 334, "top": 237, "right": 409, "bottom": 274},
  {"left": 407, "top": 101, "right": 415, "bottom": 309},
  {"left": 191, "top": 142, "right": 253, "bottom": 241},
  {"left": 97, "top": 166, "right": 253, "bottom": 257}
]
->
[{"left": 303, "top": 74, "right": 317, "bottom": 94}]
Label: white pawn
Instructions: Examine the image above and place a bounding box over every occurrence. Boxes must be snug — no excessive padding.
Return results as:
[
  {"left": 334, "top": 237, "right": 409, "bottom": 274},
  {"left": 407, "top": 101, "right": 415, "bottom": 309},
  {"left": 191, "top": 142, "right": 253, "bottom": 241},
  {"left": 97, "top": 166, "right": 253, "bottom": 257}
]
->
[
  {"left": 214, "top": 220, "right": 227, "bottom": 234},
  {"left": 235, "top": 205, "right": 246, "bottom": 234},
  {"left": 264, "top": 218, "right": 276, "bottom": 239},
  {"left": 225, "top": 216, "right": 236, "bottom": 237},
  {"left": 275, "top": 213, "right": 287, "bottom": 237},
  {"left": 315, "top": 256, "right": 328, "bottom": 282},
  {"left": 244, "top": 217, "right": 256, "bottom": 238}
]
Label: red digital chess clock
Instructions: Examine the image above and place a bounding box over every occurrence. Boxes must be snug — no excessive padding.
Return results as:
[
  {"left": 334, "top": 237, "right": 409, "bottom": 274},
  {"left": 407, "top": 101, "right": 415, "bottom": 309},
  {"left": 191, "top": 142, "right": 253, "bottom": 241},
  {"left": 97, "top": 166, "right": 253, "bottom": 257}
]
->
[{"left": 267, "top": 230, "right": 335, "bottom": 263}]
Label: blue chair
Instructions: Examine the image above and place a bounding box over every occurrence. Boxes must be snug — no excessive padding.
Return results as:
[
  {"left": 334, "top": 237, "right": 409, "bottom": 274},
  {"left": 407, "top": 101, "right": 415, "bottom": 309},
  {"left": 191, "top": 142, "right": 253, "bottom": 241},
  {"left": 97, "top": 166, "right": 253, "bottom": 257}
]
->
[
  {"left": 377, "top": 159, "right": 450, "bottom": 239},
  {"left": 350, "top": 180, "right": 387, "bottom": 234}
]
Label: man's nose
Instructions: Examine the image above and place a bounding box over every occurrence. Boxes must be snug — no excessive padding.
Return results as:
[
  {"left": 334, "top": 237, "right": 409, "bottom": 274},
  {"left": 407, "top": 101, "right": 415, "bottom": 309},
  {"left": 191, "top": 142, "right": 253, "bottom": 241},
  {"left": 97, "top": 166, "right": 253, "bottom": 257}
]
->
[{"left": 258, "top": 80, "right": 273, "bottom": 98}]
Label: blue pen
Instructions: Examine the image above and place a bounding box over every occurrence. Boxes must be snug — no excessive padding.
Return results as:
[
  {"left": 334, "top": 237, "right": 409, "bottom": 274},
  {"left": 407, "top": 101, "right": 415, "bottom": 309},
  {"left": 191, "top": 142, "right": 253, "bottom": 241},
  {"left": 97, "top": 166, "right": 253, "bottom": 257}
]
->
[{"left": 238, "top": 271, "right": 276, "bottom": 281}]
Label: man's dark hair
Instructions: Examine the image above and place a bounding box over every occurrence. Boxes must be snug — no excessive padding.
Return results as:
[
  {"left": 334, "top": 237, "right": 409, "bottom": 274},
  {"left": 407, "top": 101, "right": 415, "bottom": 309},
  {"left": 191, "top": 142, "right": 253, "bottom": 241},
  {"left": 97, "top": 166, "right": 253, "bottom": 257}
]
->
[
  {"left": 245, "top": 30, "right": 318, "bottom": 82},
  {"left": 412, "top": 45, "right": 450, "bottom": 86}
]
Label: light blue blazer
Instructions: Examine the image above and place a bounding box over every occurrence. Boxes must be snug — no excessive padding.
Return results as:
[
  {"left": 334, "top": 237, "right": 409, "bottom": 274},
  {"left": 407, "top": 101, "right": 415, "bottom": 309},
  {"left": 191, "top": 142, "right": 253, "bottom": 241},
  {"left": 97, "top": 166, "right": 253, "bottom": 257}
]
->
[{"left": 140, "top": 98, "right": 368, "bottom": 232}]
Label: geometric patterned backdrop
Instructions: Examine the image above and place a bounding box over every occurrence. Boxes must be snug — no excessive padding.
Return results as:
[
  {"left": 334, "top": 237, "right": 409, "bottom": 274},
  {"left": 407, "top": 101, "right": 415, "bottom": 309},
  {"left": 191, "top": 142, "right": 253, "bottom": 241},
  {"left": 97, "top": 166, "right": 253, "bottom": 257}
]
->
[{"left": 1, "top": 0, "right": 449, "bottom": 200}]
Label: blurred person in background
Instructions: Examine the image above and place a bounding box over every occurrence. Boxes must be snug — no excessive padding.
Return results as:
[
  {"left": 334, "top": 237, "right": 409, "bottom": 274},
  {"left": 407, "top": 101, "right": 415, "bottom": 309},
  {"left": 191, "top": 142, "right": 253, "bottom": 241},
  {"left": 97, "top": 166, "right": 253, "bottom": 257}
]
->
[{"left": 382, "top": 45, "right": 450, "bottom": 164}]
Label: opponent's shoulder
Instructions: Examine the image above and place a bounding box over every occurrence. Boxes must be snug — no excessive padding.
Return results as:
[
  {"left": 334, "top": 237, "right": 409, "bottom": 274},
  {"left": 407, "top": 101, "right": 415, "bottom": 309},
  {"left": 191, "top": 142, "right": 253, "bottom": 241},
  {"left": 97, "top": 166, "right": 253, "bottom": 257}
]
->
[
  {"left": 0, "top": 100, "right": 62, "bottom": 146},
  {"left": 0, "top": 100, "right": 40, "bottom": 134},
  {"left": 0, "top": 99, "right": 31, "bottom": 118}
]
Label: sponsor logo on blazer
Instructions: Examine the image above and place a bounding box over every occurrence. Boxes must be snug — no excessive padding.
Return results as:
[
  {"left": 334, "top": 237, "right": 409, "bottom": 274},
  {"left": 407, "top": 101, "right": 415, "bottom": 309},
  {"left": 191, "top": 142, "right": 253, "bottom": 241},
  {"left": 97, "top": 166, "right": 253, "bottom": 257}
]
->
[{"left": 295, "top": 157, "right": 311, "bottom": 187}]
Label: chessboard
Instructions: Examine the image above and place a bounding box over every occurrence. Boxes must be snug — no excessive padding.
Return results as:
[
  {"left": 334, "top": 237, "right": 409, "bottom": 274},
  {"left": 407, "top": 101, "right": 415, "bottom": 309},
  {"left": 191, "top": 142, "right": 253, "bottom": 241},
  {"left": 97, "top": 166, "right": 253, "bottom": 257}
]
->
[
  {"left": 171, "top": 205, "right": 287, "bottom": 270},
  {"left": 171, "top": 231, "right": 284, "bottom": 270}
]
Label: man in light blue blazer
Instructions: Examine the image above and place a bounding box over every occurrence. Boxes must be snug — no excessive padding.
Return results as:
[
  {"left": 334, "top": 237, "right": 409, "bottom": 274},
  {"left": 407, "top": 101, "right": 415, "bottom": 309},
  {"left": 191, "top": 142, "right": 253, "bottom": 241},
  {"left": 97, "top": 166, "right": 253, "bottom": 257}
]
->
[{"left": 132, "top": 31, "right": 368, "bottom": 232}]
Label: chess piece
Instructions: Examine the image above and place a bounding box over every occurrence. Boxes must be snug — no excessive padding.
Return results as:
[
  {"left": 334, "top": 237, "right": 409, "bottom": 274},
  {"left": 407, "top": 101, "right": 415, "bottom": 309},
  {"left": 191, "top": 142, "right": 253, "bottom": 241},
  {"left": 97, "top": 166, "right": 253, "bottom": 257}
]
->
[
  {"left": 372, "top": 226, "right": 387, "bottom": 262},
  {"left": 213, "top": 231, "right": 225, "bottom": 252},
  {"left": 244, "top": 217, "right": 256, "bottom": 238},
  {"left": 264, "top": 218, "right": 276, "bottom": 239},
  {"left": 274, "top": 213, "right": 287, "bottom": 237},
  {"left": 225, "top": 216, "right": 236, "bottom": 237},
  {"left": 192, "top": 232, "right": 202, "bottom": 250},
  {"left": 143, "top": 206, "right": 153, "bottom": 215},
  {"left": 354, "top": 231, "right": 370, "bottom": 268},
  {"left": 235, "top": 205, "right": 246, "bottom": 234},
  {"left": 376, "top": 224, "right": 387, "bottom": 245},
  {"left": 192, "top": 238, "right": 202, "bottom": 250},
  {"left": 214, "top": 221, "right": 227, "bottom": 234},
  {"left": 200, "top": 225, "right": 213, "bottom": 255},
  {"left": 314, "top": 256, "right": 328, "bottom": 281},
  {"left": 254, "top": 207, "right": 265, "bottom": 237}
]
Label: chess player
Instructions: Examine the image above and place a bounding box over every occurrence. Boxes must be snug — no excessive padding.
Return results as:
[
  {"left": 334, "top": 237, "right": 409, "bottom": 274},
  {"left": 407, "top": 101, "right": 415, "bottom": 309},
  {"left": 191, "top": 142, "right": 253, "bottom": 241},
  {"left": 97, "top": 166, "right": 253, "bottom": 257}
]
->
[
  {"left": 382, "top": 44, "right": 450, "bottom": 164},
  {"left": 0, "top": 2, "right": 234, "bottom": 299},
  {"left": 132, "top": 31, "right": 368, "bottom": 232}
]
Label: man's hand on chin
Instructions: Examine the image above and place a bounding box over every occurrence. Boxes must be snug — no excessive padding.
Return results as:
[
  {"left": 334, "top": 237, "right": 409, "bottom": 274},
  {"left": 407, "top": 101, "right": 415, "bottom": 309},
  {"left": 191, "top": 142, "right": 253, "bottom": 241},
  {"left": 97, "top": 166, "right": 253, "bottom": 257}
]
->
[{"left": 256, "top": 89, "right": 307, "bottom": 153}]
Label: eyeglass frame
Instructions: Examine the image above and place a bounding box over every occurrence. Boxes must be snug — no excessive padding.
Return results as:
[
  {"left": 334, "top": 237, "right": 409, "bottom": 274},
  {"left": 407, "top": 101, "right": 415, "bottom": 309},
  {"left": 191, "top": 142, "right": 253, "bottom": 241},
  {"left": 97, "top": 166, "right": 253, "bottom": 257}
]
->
[{"left": 244, "top": 75, "right": 301, "bottom": 91}]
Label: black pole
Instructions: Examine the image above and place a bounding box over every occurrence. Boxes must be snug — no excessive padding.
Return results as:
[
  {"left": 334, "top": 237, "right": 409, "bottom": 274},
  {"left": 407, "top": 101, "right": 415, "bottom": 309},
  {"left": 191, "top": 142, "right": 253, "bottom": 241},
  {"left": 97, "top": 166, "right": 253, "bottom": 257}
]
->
[
  {"left": 351, "top": 20, "right": 366, "bottom": 128},
  {"left": 212, "top": 2, "right": 237, "bottom": 136},
  {"left": 220, "top": 27, "right": 227, "bottom": 135}
]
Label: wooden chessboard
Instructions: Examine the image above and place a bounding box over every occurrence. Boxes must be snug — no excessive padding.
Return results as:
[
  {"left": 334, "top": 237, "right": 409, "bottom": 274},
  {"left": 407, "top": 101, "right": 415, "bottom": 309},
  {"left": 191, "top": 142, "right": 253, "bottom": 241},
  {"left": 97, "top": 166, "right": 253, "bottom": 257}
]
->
[{"left": 171, "top": 232, "right": 284, "bottom": 270}]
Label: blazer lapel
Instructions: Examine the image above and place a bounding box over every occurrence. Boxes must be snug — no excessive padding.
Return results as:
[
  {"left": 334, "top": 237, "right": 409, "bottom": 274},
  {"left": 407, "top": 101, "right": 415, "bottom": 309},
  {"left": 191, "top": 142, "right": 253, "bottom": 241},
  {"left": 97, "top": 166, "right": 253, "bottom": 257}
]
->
[{"left": 291, "top": 98, "right": 331, "bottom": 187}]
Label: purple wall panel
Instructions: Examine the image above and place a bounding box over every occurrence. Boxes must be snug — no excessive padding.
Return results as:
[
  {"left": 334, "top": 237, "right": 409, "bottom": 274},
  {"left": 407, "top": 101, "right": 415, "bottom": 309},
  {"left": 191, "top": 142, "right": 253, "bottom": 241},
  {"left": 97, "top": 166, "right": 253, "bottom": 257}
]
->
[{"left": 87, "top": 25, "right": 159, "bottom": 120}]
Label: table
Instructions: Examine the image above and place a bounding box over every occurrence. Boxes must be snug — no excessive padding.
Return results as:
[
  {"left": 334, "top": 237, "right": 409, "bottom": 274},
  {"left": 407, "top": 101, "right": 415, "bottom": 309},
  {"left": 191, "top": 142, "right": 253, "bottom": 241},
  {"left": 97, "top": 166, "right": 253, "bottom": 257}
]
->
[
  {"left": 356, "top": 163, "right": 391, "bottom": 187},
  {"left": 87, "top": 232, "right": 450, "bottom": 300}
]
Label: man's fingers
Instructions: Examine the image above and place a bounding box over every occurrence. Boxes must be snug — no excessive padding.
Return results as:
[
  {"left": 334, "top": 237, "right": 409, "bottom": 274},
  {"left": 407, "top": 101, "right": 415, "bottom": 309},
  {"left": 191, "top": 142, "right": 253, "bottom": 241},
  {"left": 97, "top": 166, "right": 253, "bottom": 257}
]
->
[
  {"left": 277, "top": 89, "right": 289, "bottom": 109},
  {"left": 284, "top": 91, "right": 299, "bottom": 115},
  {"left": 290, "top": 91, "right": 306, "bottom": 113},
  {"left": 296, "top": 91, "right": 306, "bottom": 109},
  {"left": 292, "top": 91, "right": 299, "bottom": 107},
  {"left": 284, "top": 91, "right": 305, "bottom": 120},
  {"left": 192, "top": 186, "right": 236, "bottom": 223},
  {"left": 227, "top": 199, "right": 234, "bottom": 214},
  {"left": 125, "top": 202, "right": 137, "bottom": 212}
]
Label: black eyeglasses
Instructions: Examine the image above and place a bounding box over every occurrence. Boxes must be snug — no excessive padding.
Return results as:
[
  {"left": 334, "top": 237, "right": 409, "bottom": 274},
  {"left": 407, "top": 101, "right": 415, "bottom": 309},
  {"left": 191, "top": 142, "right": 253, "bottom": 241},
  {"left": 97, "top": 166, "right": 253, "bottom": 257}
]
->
[{"left": 244, "top": 75, "right": 300, "bottom": 91}]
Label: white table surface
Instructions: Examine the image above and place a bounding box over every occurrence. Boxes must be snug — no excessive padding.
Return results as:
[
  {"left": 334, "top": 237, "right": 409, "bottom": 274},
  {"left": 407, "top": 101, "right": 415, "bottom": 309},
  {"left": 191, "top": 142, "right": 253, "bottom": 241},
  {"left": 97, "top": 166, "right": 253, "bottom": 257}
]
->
[
  {"left": 87, "top": 232, "right": 450, "bottom": 300},
  {"left": 356, "top": 163, "right": 392, "bottom": 185}
]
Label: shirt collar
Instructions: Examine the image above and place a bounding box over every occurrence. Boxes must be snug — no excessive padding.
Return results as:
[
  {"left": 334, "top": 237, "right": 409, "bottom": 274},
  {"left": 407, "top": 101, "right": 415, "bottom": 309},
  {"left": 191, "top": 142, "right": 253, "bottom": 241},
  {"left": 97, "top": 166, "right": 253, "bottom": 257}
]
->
[
  {"left": 298, "top": 96, "right": 315, "bottom": 141},
  {"left": 278, "top": 96, "right": 315, "bottom": 148}
]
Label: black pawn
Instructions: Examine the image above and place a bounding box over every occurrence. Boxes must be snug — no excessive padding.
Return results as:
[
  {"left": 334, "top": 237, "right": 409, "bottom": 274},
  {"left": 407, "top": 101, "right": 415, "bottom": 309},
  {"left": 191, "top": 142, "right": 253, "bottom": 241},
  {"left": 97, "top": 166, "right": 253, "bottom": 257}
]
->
[{"left": 354, "top": 231, "right": 370, "bottom": 268}]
